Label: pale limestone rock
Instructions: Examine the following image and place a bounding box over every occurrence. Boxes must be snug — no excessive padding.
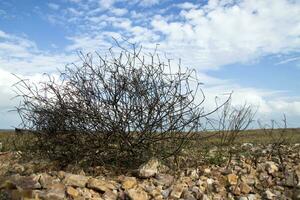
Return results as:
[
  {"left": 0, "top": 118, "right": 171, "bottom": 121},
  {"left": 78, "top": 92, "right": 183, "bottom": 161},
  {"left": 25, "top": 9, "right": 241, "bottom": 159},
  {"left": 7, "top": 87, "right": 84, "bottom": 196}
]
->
[
  {"left": 239, "top": 182, "right": 251, "bottom": 194},
  {"left": 227, "top": 174, "right": 238, "bottom": 185},
  {"left": 264, "top": 189, "right": 276, "bottom": 199},
  {"left": 103, "top": 189, "right": 118, "bottom": 200},
  {"left": 265, "top": 161, "right": 278, "bottom": 175},
  {"left": 63, "top": 173, "right": 89, "bottom": 187},
  {"left": 127, "top": 188, "right": 149, "bottom": 200},
  {"left": 45, "top": 183, "right": 66, "bottom": 200},
  {"left": 138, "top": 158, "right": 160, "bottom": 178},
  {"left": 39, "top": 173, "right": 60, "bottom": 189},
  {"left": 67, "top": 186, "right": 79, "bottom": 198},
  {"left": 122, "top": 177, "right": 137, "bottom": 189},
  {"left": 87, "top": 178, "right": 116, "bottom": 192},
  {"left": 170, "top": 183, "right": 187, "bottom": 199}
]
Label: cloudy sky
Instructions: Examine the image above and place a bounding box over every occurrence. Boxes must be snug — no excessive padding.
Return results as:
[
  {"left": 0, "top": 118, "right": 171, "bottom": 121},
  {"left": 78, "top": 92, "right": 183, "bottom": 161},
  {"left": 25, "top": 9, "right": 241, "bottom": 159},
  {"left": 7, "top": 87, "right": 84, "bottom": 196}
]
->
[{"left": 0, "top": 0, "right": 299, "bottom": 129}]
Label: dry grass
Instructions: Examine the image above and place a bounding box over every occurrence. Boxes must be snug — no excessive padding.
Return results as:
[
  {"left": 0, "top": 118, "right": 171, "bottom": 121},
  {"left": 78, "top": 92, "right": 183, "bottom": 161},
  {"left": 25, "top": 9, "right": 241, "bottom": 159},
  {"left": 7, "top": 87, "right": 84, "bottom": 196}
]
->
[{"left": 1, "top": 128, "right": 300, "bottom": 152}]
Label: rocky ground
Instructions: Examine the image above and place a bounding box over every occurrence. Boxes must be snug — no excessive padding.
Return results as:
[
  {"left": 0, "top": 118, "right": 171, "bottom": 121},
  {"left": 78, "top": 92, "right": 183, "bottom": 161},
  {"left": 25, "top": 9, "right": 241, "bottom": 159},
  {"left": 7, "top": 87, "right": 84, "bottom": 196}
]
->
[{"left": 1, "top": 143, "right": 300, "bottom": 200}]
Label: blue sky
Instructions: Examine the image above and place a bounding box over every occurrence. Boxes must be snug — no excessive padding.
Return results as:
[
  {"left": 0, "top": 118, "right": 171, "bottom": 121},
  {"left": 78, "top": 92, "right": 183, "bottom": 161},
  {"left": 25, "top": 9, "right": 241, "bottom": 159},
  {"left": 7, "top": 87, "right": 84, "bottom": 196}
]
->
[{"left": 0, "top": 0, "right": 300, "bottom": 128}]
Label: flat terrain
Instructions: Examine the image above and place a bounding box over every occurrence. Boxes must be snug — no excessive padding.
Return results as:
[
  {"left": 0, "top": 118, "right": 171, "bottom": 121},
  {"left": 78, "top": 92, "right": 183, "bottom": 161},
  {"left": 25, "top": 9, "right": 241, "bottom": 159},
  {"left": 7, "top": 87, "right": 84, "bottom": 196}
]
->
[
  {"left": 1, "top": 129, "right": 300, "bottom": 199},
  {"left": 1, "top": 128, "right": 300, "bottom": 152}
]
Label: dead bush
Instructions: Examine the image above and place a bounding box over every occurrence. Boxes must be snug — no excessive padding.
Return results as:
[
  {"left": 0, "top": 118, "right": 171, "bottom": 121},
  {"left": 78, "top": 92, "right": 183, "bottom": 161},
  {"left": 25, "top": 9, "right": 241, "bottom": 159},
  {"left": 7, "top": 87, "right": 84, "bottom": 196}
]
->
[{"left": 14, "top": 43, "right": 219, "bottom": 167}]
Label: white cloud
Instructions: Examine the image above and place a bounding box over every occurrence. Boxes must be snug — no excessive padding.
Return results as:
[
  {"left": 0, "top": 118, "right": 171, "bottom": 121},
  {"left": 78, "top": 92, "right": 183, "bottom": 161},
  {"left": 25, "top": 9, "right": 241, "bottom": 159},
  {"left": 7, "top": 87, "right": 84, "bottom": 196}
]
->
[
  {"left": 110, "top": 7, "right": 128, "bottom": 16},
  {"left": 276, "top": 56, "right": 300, "bottom": 65},
  {"left": 48, "top": 3, "right": 60, "bottom": 10},
  {"left": 99, "top": 0, "right": 115, "bottom": 9},
  {"left": 139, "top": 0, "right": 159, "bottom": 7},
  {"left": 176, "top": 2, "right": 199, "bottom": 10},
  {"left": 151, "top": 0, "right": 300, "bottom": 70}
]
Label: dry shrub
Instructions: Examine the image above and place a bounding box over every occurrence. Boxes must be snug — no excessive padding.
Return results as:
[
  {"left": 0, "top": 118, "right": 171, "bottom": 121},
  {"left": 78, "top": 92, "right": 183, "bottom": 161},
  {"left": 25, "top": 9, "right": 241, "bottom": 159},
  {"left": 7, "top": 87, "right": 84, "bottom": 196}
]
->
[{"left": 14, "top": 43, "right": 218, "bottom": 168}]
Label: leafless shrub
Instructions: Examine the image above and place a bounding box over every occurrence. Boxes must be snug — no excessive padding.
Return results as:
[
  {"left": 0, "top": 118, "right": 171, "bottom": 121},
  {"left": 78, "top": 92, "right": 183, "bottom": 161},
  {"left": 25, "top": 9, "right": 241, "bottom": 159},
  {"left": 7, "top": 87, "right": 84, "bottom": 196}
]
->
[
  {"left": 208, "top": 99, "right": 256, "bottom": 168},
  {"left": 13, "top": 42, "right": 220, "bottom": 167},
  {"left": 258, "top": 115, "right": 290, "bottom": 171},
  {"left": 216, "top": 99, "right": 255, "bottom": 146}
]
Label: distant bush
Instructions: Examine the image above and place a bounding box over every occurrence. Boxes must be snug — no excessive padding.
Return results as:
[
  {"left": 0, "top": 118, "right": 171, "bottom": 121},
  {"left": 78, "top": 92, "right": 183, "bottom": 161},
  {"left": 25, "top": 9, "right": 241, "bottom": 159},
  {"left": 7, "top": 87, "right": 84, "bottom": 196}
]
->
[{"left": 14, "top": 42, "right": 219, "bottom": 167}]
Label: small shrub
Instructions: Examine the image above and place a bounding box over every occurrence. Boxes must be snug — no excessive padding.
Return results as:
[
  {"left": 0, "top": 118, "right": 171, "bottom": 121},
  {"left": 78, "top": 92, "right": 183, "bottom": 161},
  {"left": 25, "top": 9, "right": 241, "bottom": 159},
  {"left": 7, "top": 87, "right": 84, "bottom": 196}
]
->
[{"left": 14, "top": 43, "right": 218, "bottom": 167}]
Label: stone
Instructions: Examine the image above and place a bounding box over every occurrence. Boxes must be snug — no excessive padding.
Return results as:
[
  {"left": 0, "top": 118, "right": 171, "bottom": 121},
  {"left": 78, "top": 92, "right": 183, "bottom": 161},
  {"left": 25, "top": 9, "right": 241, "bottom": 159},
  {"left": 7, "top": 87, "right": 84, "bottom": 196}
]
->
[
  {"left": 241, "top": 143, "right": 253, "bottom": 149},
  {"left": 284, "top": 170, "right": 296, "bottom": 187},
  {"left": 293, "top": 189, "right": 300, "bottom": 200},
  {"left": 161, "top": 188, "right": 171, "bottom": 199},
  {"left": 11, "top": 163, "right": 25, "bottom": 174},
  {"left": 203, "top": 168, "right": 211, "bottom": 175},
  {"left": 154, "top": 174, "right": 174, "bottom": 187},
  {"left": 80, "top": 188, "right": 93, "bottom": 199},
  {"left": 63, "top": 173, "right": 89, "bottom": 187},
  {"left": 127, "top": 188, "right": 149, "bottom": 200},
  {"left": 239, "top": 182, "right": 251, "bottom": 194},
  {"left": 57, "top": 171, "right": 66, "bottom": 179},
  {"left": 191, "top": 186, "right": 203, "bottom": 199},
  {"left": 67, "top": 186, "right": 79, "bottom": 198},
  {"left": 122, "top": 177, "right": 137, "bottom": 189},
  {"left": 138, "top": 158, "right": 160, "bottom": 178},
  {"left": 12, "top": 175, "right": 41, "bottom": 190},
  {"left": 247, "top": 194, "right": 260, "bottom": 200},
  {"left": 187, "top": 169, "right": 199, "bottom": 179},
  {"left": 170, "top": 183, "right": 186, "bottom": 199},
  {"left": 103, "top": 190, "right": 118, "bottom": 200},
  {"left": 242, "top": 175, "right": 256, "bottom": 186},
  {"left": 45, "top": 183, "right": 66, "bottom": 200},
  {"left": 264, "top": 189, "right": 276, "bottom": 199},
  {"left": 149, "top": 187, "right": 163, "bottom": 199},
  {"left": 182, "top": 189, "right": 196, "bottom": 200},
  {"left": 230, "top": 185, "right": 241, "bottom": 196},
  {"left": 11, "top": 189, "right": 34, "bottom": 199},
  {"left": 39, "top": 173, "right": 60, "bottom": 188},
  {"left": 227, "top": 174, "right": 238, "bottom": 185},
  {"left": 87, "top": 178, "right": 116, "bottom": 192},
  {"left": 265, "top": 161, "right": 278, "bottom": 175}
]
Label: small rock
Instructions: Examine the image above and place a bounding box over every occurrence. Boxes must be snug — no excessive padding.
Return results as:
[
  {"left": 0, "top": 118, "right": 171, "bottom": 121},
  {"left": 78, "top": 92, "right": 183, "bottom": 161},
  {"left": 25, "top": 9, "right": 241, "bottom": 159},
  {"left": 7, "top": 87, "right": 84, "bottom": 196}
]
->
[
  {"left": 150, "top": 187, "right": 163, "bottom": 199},
  {"left": 187, "top": 169, "right": 199, "bottom": 179},
  {"left": 284, "top": 170, "right": 296, "bottom": 187},
  {"left": 12, "top": 175, "right": 41, "bottom": 190},
  {"left": 154, "top": 173, "right": 174, "bottom": 187},
  {"left": 39, "top": 173, "right": 60, "bottom": 188},
  {"left": 67, "top": 186, "right": 79, "bottom": 198},
  {"left": 239, "top": 182, "right": 251, "bottom": 194},
  {"left": 191, "top": 186, "right": 203, "bottom": 199},
  {"left": 293, "top": 189, "right": 300, "bottom": 200},
  {"left": 138, "top": 158, "right": 160, "bottom": 178},
  {"left": 122, "top": 177, "right": 137, "bottom": 189},
  {"left": 161, "top": 188, "right": 171, "bottom": 199},
  {"left": 227, "top": 174, "right": 238, "bottom": 185},
  {"left": 182, "top": 189, "right": 196, "bottom": 200},
  {"left": 265, "top": 161, "right": 278, "bottom": 175},
  {"left": 170, "top": 183, "right": 186, "bottom": 199},
  {"left": 63, "top": 173, "right": 89, "bottom": 187},
  {"left": 127, "top": 188, "right": 149, "bottom": 200},
  {"left": 79, "top": 187, "right": 93, "bottom": 199},
  {"left": 247, "top": 194, "right": 260, "bottom": 200},
  {"left": 241, "top": 143, "right": 253, "bottom": 149},
  {"left": 230, "top": 185, "right": 241, "bottom": 196},
  {"left": 45, "top": 183, "right": 66, "bottom": 200},
  {"left": 103, "top": 189, "right": 118, "bottom": 200},
  {"left": 87, "top": 178, "right": 116, "bottom": 192},
  {"left": 203, "top": 168, "right": 211, "bottom": 175},
  {"left": 11, "top": 163, "right": 25, "bottom": 174},
  {"left": 264, "top": 189, "right": 276, "bottom": 199}
]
